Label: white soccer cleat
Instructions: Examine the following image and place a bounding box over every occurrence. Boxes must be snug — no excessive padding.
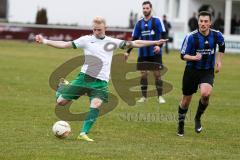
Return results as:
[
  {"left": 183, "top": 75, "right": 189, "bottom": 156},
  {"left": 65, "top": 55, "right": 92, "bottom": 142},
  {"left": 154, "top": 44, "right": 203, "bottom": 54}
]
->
[
  {"left": 196, "top": 126, "right": 202, "bottom": 133},
  {"left": 137, "top": 97, "right": 147, "bottom": 103},
  {"left": 158, "top": 96, "right": 166, "bottom": 104},
  {"left": 195, "top": 119, "right": 203, "bottom": 133}
]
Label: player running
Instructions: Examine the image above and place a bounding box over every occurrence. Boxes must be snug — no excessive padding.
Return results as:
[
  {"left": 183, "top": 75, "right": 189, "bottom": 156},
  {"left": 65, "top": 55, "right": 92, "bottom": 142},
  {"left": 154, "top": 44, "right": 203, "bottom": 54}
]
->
[{"left": 177, "top": 11, "right": 225, "bottom": 136}]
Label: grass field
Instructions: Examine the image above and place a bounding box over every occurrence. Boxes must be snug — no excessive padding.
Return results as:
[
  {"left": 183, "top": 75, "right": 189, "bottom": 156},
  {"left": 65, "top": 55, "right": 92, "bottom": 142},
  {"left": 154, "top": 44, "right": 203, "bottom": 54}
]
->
[{"left": 0, "top": 40, "right": 240, "bottom": 160}]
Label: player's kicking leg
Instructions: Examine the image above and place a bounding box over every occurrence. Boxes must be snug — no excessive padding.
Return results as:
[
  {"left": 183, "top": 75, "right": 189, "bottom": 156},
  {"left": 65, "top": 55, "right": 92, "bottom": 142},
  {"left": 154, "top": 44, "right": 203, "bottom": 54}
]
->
[
  {"left": 56, "top": 78, "right": 70, "bottom": 100},
  {"left": 56, "top": 78, "right": 72, "bottom": 106}
]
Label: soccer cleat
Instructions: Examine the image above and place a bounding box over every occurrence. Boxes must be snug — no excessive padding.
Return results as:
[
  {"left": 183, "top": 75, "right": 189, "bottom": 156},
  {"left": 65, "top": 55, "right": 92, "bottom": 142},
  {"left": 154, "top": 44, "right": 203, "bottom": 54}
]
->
[
  {"left": 58, "top": 78, "right": 69, "bottom": 87},
  {"left": 137, "top": 97, "right": 147, "bottom": 103},
  {"left": 56, "top": 78, "right": 70, "bottom": 99},
  {"left": 77, "top": 134, "right": 94, "bottom": 142},
  {"left": 177, "top": 122, "right": 184, "bottom": 137},
  {"left": 195, "top": 118, "right": 202, "bottom": 133},
  {"left": 158, "top": 96, "right": 166, "bottom": 104}
]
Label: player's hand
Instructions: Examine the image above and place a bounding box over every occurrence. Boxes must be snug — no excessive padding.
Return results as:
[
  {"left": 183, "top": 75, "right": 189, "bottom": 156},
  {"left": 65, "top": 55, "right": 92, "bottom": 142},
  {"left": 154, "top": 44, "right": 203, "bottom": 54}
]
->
[
  {"left": 215, "top": 61, "right": 222, "bottom": 73},
  {"left": 35, "top": 34, "right": 44, "bottom": 44},
  {"left": 156, "top": 39, "right": 168, "bottom": 46},
  {"left": 194, "top": 53, "right": 202, "bottom": 61},
  {"left": 123, "top": 52, "right": 129, "bottom": 61},
  {"left": 153, "top": 46, "right": 160, "bottom": 54}
]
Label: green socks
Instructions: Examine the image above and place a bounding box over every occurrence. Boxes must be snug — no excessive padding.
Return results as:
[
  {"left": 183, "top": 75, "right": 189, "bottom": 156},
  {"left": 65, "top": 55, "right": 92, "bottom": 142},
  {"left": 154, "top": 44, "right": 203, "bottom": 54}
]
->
[{"left": 81, "top": 107, "right": 100, "bottom": 134}]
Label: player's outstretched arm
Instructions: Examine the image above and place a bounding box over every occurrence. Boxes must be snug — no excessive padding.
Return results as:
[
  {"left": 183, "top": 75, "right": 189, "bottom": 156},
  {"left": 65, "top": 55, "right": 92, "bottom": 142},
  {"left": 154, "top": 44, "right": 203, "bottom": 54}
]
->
[
  {"left": 128, "top": 39, "right": 168, "bottom": 48},
  {"left": 35, "top": 34, "right": 72, "bottom": 49}
]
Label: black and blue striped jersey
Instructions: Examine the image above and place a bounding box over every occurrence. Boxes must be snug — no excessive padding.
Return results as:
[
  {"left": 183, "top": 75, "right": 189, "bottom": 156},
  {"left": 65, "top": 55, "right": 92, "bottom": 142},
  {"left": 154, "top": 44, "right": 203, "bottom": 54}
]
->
[
  {"left": 132, "top": 16, "right": 166, "bottom": 57},
  {"left": 181, "top": 29, "right": 225, "bottom": 70}
]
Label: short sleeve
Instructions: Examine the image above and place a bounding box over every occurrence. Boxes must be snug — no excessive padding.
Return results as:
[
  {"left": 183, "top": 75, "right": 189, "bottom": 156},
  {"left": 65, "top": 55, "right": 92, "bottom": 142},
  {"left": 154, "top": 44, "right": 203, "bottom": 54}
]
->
[
  {"left": 110, "top": 38, "right": 126, "bottom": 50},
  {"left": 217, "top": 31, "right": 225, "bottom": 47},
  {"left": 156, "top": 17, "right": 166, "bottom": 33},
  {"left": 72, "top": 36, "right": 88, "bottom": 49},
  {"left": 132, "top": 21, "right": 140, "bottom": 38},
  {"left": 181, "top": 34, "right": 193, "bottom": 55}
]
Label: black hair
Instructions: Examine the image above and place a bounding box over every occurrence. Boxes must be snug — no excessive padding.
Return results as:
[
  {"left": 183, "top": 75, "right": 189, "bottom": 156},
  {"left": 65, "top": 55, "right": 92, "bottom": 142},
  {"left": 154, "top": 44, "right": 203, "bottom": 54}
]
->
[
  {"left": 142, "top": 1, "right": 152, "bottom": 8},
  {"left": 198, "top": 11, "right": 212, "bottom": 21}
]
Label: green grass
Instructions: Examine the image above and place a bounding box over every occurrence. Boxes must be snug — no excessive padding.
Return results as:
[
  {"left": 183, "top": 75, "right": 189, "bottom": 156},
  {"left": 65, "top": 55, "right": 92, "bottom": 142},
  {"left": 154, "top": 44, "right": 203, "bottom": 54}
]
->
[{"left": 0, "top": 40, "right": 239, "bottom": 160}]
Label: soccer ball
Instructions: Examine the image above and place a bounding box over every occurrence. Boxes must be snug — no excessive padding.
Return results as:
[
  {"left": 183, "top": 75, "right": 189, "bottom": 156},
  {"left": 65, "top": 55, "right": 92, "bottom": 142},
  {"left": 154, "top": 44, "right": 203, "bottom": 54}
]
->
[{"left": 52, "top": 121, "right": 71, "bottom": 138}]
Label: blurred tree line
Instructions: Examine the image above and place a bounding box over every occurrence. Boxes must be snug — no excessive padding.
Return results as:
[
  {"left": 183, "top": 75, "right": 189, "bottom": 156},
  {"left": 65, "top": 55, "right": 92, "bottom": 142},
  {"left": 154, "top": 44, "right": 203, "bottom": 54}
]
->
[{"left": 35, "top": 8, "right": 48, "bottom": 24}]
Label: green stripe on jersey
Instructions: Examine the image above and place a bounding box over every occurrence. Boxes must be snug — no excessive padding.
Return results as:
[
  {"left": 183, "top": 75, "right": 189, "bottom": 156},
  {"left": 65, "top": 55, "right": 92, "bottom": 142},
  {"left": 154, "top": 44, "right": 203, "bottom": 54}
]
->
[{"left": 72, "top": 41, "right": 77, "bottom": 49}]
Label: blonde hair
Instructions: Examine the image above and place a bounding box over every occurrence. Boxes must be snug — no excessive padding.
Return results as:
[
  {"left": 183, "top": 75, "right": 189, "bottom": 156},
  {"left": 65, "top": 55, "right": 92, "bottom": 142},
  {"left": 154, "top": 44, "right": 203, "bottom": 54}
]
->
[{"left": 92, "top": 16, "right": 106, "bottom": 26}]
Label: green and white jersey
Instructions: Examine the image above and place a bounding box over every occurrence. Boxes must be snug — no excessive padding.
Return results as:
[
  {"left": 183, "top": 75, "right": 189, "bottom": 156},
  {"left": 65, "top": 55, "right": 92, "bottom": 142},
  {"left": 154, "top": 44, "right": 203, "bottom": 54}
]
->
[{"left": 72, "top": 35, "right": 125, "bottom": 82}]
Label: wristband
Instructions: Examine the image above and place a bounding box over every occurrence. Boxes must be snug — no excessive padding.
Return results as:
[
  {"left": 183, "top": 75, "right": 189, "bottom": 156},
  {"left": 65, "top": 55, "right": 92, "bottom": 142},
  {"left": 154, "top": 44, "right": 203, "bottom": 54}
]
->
[{"left": 127, "top": 48, "right": 133, "bottom": 54}]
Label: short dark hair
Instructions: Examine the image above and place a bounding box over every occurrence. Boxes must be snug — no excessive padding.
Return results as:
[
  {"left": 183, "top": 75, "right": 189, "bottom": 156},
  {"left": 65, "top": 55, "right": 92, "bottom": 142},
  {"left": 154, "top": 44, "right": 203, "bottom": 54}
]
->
[
  {"left": 142, "top": 1, "right": 152, "bottom": 8},
  {"left": 198, "top": 11, "right": 212, "bottom": 21}
]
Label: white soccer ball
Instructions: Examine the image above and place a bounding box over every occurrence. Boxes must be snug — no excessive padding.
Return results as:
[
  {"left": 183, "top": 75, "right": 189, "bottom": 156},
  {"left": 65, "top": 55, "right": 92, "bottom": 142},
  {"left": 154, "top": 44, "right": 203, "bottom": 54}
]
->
[{"left": 52, "top": 121, "right": 71, "bottom": 138}]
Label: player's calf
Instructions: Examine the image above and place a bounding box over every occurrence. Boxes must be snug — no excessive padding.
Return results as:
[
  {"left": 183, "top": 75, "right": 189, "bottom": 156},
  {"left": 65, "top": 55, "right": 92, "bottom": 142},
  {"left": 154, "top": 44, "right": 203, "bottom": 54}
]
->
[
  {"left": 177, "top": 105, "right": 188, "bottom": 136},
  {"left": 194, "top": 99, "right": 208, "bottom": 133}
]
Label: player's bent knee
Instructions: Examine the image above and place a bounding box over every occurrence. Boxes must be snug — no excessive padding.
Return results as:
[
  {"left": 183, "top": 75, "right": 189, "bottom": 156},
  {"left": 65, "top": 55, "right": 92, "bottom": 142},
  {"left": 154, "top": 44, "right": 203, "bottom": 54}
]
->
[
  {"left": 91, "top": 98, "right": 103, "bottom": 108},
  {"left": 56, "top": 100, "right": 69, "bottom": 106},
  {"left": 56, "top": 96, "right": 70, "bottom": 106},
  {"left": 153, "top": 71, "right": 161, "bottom": 78},
  {"left": 56, "top": 101, "right": 67, "bottom": 106},
  {"left": 201, "top": 92, "right": 211, "bottom": 99},
  {"left": 141, "top": 71, "right": 148, "bottom": 77}
]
